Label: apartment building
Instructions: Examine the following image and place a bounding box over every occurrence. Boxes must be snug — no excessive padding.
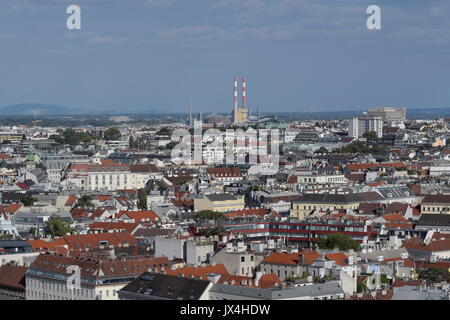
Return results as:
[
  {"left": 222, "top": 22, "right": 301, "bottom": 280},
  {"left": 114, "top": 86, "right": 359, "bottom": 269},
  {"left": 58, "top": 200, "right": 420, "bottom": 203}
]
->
[
  {"left": 421, "top": 194, "right": 450, "bottom": 214},
  {"left": 26, "top": 254, "right": 170, "bottom": 300},
  {"left": 194, "top": 193, "right": 245, "bottom": 212},
  {"left": 348, "top": 115, "right": 383, "bottom": 139},
  {"left": 63, "top": 161, "right": 160, "bottom": 191},
  {"left": 290, "top": 192, "right": 383, "bottom": 219}
]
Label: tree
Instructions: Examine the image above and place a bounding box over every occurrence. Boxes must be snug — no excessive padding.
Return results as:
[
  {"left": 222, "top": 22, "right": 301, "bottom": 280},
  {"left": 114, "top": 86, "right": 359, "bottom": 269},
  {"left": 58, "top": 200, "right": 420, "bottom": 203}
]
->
[
  {"left": 137, "top": 188, "right": 148, "bottom": 210},
  {"left": 129, "top": 135, "right": 135, "bottom": 149},
  {"left": 76, "top": 195, "right": 93, "bottom": 208},
  {"left": 44, "top": 215, "right": 74, "bottom": 237},
  {"left": 194, "top": 210, "right": 225, "bottom": 221},
  {"left": 417, "top": 267, "right": 450, "bottom": 284},
  {"left": 198, "top": 226, "right": 226, "bottom": 236},
  {"left": 50, "top": 128, "right": 93, "bottom": 146},
  {"left": 165, "top": 141, "right": 178, "bottom": 150},
  {"left": 29, "top": 227, "right": 37, "bottom": 237},
  {"left": 315, "top": 233, "right": 360, "bottom": 251},
  {"left": 21, "top": 196, "right": 38, "bottom": 207},
  {"left": 155, "top": 128, "right": 172, "bottom": 136},
  {"left": 363, "top": 131, "right": 379, "bottom": 143},
  {"left": 0, "top": 233, "right": 17, "bottom": 240},
  {"left": 315, "top": 147, "right": 329, "bottom": 154},
  {"left": 103, "top": 127, "right": 121, "bottom": 141}
]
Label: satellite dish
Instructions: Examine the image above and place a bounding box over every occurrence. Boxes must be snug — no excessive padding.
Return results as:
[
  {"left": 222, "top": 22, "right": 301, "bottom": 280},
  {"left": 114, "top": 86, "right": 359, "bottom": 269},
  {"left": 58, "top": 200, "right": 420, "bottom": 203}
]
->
[{"left": 377, "top": 255, "right": 384, "bottom": 262}]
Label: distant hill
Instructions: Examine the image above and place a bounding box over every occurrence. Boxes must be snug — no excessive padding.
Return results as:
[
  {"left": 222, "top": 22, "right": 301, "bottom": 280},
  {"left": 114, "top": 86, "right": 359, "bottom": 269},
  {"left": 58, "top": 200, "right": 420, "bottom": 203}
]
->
[
  {"left": 0, "top": 103, "right": 168, "bottom": 116},
  {"left": 0, "top": 103, "right": 76, "bottom": 116}
]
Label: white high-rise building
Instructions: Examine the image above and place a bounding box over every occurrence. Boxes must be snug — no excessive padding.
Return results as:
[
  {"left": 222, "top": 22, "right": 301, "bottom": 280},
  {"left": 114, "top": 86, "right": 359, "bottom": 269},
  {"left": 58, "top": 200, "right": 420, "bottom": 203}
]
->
[{"left": 348, "top": 115, "right": 383, "bottom": 138}]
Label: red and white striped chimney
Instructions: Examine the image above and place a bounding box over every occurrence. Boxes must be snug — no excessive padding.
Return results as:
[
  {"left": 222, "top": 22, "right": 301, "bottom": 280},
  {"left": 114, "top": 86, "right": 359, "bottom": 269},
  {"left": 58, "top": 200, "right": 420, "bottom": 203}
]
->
[
  {"left": 242, "top": 77, "right": 247, "bottom": 108},
  {"left": 234, "top": 76, "right": 238, "bottom": 111}
]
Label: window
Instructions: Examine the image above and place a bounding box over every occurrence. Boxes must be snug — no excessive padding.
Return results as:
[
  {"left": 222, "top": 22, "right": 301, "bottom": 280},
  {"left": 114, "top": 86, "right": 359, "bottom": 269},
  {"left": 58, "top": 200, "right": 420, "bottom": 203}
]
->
[{"left": 241, "top": 257, "right": 245, "bottom": 262}]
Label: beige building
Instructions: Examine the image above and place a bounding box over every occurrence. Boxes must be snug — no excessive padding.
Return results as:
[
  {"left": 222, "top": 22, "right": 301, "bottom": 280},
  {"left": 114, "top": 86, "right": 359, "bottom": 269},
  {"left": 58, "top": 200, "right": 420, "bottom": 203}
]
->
[
  {"left": 290, "top": 192, "right": 383, "bottom": 219},
  {"left": 421, "top": 194, "right": 450, "bottom": 214},
  {"left": 194, "top": 193, "right": 245, "bottom": 213},
  {"left": 63, "top": 162, "right": 161, "bottom": 191}
]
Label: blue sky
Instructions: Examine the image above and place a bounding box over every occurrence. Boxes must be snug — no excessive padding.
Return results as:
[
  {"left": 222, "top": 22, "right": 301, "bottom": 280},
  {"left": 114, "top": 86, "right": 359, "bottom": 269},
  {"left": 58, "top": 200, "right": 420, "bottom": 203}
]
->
[{"left": 0, "top": 0, "right": 449, "bottom": 114}]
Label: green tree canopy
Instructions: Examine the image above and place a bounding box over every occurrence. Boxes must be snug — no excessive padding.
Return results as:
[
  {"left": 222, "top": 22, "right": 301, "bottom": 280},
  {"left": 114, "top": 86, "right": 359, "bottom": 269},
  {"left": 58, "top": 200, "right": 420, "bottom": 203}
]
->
[
  {"left": 155, "top": 128, "right": 172, "bottom": 136},
  {"left": 137, "top": 188, "right": 148, "bottom": 210},
  {"left": 362, "top": 131, "right": 379, "bottom": 142},
  {"left": 44, "top": 215, "right": 74, "bottom": 237},
  {"left": 334, "top": 141, "right": 388, "bottom": 155},
  {"left": 103, "top": 127, "right": 122, "bottom": 141},
  {"left": 315, "top": 233, "right": 360, "bottom": 251},
  {"left": 315, "top": 146, "right": 329, "bottom": 154},
  {"left": 21, "top": 196, "right": 38, "bottom": 207},
  {"left": 50, "top": 128, "right": 93, "bottom": 146},
  {"left": 76, "top": 195, "right": 94, "bottom": 208},
  {"left": 417, "top": 267, "right": 450, "bottom": 284},
  {"left": 198, "top": 226, "right": 227, "bottom": 236},
  {"left": 194, "top": 210, "right": 225, "bottom": 221}
]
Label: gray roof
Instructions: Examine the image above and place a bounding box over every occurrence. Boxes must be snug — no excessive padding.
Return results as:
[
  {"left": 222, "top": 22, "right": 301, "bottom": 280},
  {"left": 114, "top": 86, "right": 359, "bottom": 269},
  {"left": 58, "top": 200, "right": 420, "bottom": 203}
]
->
[
  {"left": 417, "top": 214, "right": 450, "bottom": 227},
  {"left": 294, "top": 192, "right": 383, "bottom": 204},
  {"left": 210, "top": 281, "right": 344, "bottom": 300},
  {"left": 392, "top": 286, "right": 449, "bottom": 300},
  {"left": 118, "top": 272, "right": 211, "bottom": 300},
  {"left": 205, "top": 193, "right": 237, "bottom": 202},
  {"left": 375, "top": 186, "right": 415, "bottom": 199},
  {"left": 0, "top": 240, "right": 34, "bottom": 254}
]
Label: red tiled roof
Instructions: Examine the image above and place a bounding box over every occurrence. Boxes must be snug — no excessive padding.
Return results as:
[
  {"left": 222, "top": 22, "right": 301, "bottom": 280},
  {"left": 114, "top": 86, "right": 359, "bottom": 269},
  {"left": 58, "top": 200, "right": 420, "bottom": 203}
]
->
[
  {"left": 258, "top": 273, "right": 282, "bottom": 289},
  {"left": 29, "top": 254, "right": 169, "bottom": 280},
  {"left": 71, "top": 208, "right": 89, "bottom": 219},
  {"left": 88, "top": 221, "right": 139, "bottom": 234},
  {"left": 325, "top": 252, "right": 348, "bottom": 266},
  {"left": 262, "top": 252, "right": 299, "bottom": 265},
  {"left": 90, "top": 206, "right": 116, "bottom": 219},
  {"left": 62, "top": 232, "right": 137, "bottom": 250},
  {"left": 346, "top": 162, "right": 407, "bottom": 172},
  {"left": 96, "top": 195, "right": 113, "bottom": 202},
  {"left": 161, "top": 264, "right": 230, "bottom": 280},
  {"left": 117, "top": 210, "right": 159, "bottom": 222},
  {"left": 207, "top": 167, "right": 242, "bottom": 177},
  {"left": 3, "top": 203, "right": 23, "bottom": 214},
  {"left": 65, "top": 195, "right": 77, "bottom": 207},
  {"left": 402, "top": 237, "right": 450, "bottom": 253},
  {"left": 0, "top": 264, "right": 27, "bottom": 290},
  {"left": 422, "top": 194, "right": 450, "bottom": 204},
  {"left": 27, "top": 238, "right": 68, "bottom": 254},
  {"left": 381, "top": 213, "right": 408, "bottom": 223}
]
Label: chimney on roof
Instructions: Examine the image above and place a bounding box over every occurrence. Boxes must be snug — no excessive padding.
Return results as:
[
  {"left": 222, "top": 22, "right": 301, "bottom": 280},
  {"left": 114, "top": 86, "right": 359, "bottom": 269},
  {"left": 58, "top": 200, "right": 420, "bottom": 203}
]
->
[{"left": 255, "top": 271, "right": 263, "bottom": 287}]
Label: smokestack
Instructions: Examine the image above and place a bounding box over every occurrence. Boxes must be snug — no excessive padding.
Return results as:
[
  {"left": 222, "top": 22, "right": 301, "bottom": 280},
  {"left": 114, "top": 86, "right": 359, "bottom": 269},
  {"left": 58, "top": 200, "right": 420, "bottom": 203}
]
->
[
  {"left": 233, "top": 76, "right": 238, "bottom": 123},
  {"left": 189, "top": 99, "right": 192, "bottom": 128},
  {"left": 234, "top": 76, "right": 238, "bottom": 111},
  {"left": 242, "top": 77, "right": 247, "bottom": 108}
]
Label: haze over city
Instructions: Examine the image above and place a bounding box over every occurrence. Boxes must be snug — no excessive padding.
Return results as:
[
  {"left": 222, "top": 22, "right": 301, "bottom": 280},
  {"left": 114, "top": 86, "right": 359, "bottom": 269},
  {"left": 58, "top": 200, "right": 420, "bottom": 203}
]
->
[{"left": 0, "top": 0, "right": 450, "bottom": 113}]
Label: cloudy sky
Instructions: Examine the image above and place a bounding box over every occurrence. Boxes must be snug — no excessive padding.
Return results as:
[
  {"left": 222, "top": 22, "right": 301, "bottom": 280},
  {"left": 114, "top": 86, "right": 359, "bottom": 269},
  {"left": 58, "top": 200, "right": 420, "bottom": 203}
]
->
[{"left": 0, "top": 0, "right": 449, "bottom": 113}]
